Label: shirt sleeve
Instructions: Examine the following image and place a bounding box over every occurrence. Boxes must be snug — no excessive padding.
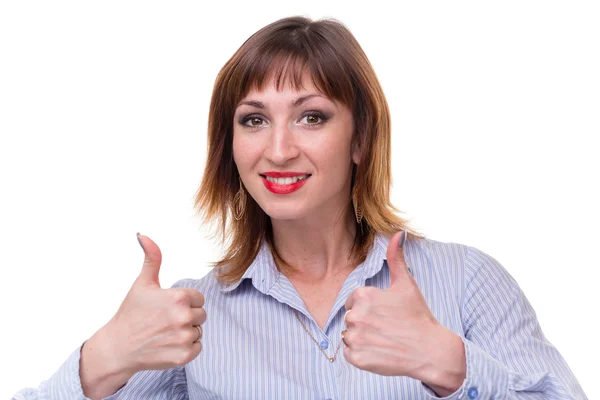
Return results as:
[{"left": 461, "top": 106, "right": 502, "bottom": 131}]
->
[
  {"left": 12, "top": 343, "right": 188, "bottom": 400},
  {"left": 422, "top": 246, "right": 588, "bottom": 400}
]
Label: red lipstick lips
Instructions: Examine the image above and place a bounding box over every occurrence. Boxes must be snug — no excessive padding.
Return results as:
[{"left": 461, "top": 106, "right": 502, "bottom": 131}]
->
[{"left": 261, "top": 172, "right": 310, "bottom": 194}]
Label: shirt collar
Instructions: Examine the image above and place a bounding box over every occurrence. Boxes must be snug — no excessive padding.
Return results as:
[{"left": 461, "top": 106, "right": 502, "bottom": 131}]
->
[
  {"left": 219, "top": 232, "right": 412, "bottom": 293},
  {"left": 219, "top": 240, "right": 278, "bottom": 293},
  {"left": 358, "top": 232, "right": 414, "bottom": 283}
]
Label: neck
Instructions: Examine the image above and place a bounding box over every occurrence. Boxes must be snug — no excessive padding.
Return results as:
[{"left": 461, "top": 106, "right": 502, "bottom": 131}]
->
[{"left": 271, "top": 208, "right": 358, "bottom": 282}]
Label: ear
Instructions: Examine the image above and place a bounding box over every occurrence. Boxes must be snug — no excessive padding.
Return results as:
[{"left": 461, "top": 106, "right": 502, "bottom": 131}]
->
[
  {"left": 352, "top": 150, "right": 361, "bottom": 165},
  {"left": 351, "top": 135, "right": 362, "bottom": 165}
]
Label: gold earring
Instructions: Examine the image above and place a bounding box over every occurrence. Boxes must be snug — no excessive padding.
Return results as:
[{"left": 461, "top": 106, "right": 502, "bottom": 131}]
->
[
  {"left": 233, "top": 178, "right": 246, "bottom": 220},
  {"left": 352, "top": 190, "right": 363, "bottom": 224}
]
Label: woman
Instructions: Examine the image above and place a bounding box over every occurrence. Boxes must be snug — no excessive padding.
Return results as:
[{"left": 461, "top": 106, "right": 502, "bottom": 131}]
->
[{"left": 14, "top": 16, "right": 587, "bottom": 400}]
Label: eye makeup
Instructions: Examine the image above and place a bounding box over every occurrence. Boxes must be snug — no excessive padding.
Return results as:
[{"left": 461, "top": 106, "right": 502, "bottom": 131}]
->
[{"left": 237, "top": 110, "right": 331, "bottom": 130}]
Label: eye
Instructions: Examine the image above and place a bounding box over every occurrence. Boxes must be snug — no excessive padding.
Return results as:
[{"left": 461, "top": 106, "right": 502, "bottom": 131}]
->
[
  {"left": 299, "top": 112, "right": 328, "bottom": 126},
  {"left": 241, "top": 115, "right": 267, "bottom": 129}
]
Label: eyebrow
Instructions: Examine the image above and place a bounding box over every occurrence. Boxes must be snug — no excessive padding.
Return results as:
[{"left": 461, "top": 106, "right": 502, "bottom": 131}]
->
[{"left": 237, "top": 94, "right": 325, "bottom": 109}]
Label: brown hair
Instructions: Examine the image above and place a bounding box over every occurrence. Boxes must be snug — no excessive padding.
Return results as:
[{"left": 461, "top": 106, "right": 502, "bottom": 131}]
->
[{"left": 194, "top": 16, "right": 421, "bottom": 284}]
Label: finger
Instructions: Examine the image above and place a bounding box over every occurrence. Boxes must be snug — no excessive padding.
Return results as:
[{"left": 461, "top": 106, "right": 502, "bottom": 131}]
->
[
  {"left": 192, "top": 325, "right": 202, "bottom": 343},
  {"left": 342, "top": 327, "right": 355, "bottom": 349},
  {"left": 341, "top": 329, "right": 349, "bottom": 347},
  {"left": 344, "top": 286, "right": 378, "bottom": 312},
  {"left": 173, "top": 328, "right": 203, "bottom": 366},
  {"left": 190, "top": 340, "right": 202, "bottom": 360},
  {"left": 387, "top": 231, "right": 410, "bottom": 288},
  {"left": 135, "top": 233, "right": 163, "bottom": 287},
  {"left": 344, "top": 293, "right": 354, "bottom": 311},
  {"left": 170, "top": 288, "right": 205, "bottom": 308},
  {"left": 344, "top": 286, "right": 383, "bottom": 329},
  {"left": 343, "top": 325, "right": 399, "bottom": 351},
  {"left": 343, "top": 292, "right": 378, "bottom": 330},
  {"left": 191, "top": 307, "right": 207, "bottom": 326},
  {"left": 344, "top": 347, "right": 378, "bottom": 370},
  {"left": 189, "top": 289, "right": 205, "bottom": 308},
  {"left": 344, "top": 347, "right": 400, "bottom": 376}
]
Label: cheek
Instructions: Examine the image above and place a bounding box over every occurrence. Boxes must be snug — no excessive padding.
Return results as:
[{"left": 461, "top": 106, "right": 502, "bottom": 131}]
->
[
  {"left": 232, "top": 131, "right": 247, "bottom": 165},
  {"left": 315, "top": 135, "right": 353, "bottom": 167},
  {"left": 232, "top": 134, "right": 241, "bottom": 166},
  {"left": 233, "top": 132, "right": 261, "bottom": 170}
]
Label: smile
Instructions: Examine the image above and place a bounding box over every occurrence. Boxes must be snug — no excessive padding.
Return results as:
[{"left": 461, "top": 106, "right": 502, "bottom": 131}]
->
[
  {"left": 264, "top": 175, "right": 310, "bottom": 184},
  {"left": 260, "top": 174, "right": 311, "bottom": 194}
]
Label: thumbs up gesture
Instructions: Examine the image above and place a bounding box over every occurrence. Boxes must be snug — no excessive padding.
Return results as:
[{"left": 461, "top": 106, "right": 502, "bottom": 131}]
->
[
  {"left": 343, "top": 231, "right": 466, "bottom": 394},
  {"left": 80, "top": 234, "right": 206, "bottom": 397}
]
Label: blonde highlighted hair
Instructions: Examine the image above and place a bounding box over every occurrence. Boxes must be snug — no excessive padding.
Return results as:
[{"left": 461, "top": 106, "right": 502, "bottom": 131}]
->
[{"left": 194, "top": 16, "right": 421, "bottom": 284}]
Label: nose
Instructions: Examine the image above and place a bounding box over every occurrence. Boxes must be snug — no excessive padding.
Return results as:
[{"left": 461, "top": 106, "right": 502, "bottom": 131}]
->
[{"left": 263, "top": 122, "right": 300, "bottom": 165}]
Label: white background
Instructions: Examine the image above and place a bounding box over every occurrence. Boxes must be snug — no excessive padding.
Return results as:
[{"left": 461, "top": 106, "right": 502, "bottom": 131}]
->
[{"left": 1, "top": 1, "right": 598, "bottom": 398}]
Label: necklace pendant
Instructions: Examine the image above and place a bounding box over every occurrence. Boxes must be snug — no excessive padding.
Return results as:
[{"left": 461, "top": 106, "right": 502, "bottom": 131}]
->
[{"left": 329, "top": 358, "right": 334, "bottom": 363}]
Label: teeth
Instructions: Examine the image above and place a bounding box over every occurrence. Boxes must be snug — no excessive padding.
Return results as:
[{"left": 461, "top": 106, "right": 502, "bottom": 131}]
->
[{"left": 265, "top": 175, "right": 309, "bottom": 184}]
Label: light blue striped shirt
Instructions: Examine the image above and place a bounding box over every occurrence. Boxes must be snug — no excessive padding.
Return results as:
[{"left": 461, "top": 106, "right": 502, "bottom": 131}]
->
[{"left": 14, "top": 234, "right": 588, "bottom": 399}]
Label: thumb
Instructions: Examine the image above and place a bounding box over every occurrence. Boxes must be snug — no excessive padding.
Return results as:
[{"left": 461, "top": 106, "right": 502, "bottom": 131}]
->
[
  {"left": 135, "top": 233, "right": 162, "bottom": 287},
  {"left": 386, "top": 230, "right": 410, "bottom": 288}
]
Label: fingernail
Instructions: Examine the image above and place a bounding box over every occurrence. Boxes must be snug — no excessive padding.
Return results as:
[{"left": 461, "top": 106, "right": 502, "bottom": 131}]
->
[
  {"left": 136, "top": 232, "right": 145, "bottom": 251},
  {"left": 398, "top": 231, "right": 407, "bottom": 249}
]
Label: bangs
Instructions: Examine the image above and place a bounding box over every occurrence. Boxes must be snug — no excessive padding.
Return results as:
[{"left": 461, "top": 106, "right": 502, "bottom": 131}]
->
[{"left": 229, "top": 35, "right": 357, "bottom": 108}]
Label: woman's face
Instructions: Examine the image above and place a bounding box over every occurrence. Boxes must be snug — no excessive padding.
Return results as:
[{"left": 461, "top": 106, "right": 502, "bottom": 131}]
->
[{"left": 232, "top": 72, "right": 359, "bottom": 222}]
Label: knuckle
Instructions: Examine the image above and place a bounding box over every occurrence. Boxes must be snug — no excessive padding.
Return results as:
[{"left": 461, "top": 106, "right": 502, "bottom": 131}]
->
[
  {"left": 197, "top": 308, "right": 207, "bottom": 325},
  {"left": 174, "top": 343, "right": 202, "bottom": 366},
  {"left": 173, "top": 349, "right": 193, "bottom": 366},
  {"left": 343, "top": 347, "right": 352, "bottom": 363},
  {"left": 175, "top": 309, "right": 194, "bottom": 326},
  {"left": 344, "top": 329, "right": 355, "bottom": 346},
  {"left": 196, "top": 292, "right": 205, "bottom": 307},
  {"left": 172, "top": 289, "right": 190, "bottom": 305},
  {"left": 352, "top": 287, "right": 368, "bottom": 301},
  {"left": 345, "top": 348, "right": 362, "bottom": 367},
  {"left": 346, "top": 329, "right": 364, "bottom": 346},
  {"left": 353, "top": 286, "right": 376, "bottom": 302},
  {"left": 177, "top": 329, "right": 195, "bottom": 345},
  {"left": 345, "top": 310, "right": 359, "bottom": 325},
  {"left": 345, "top": 309, "right": 370, "bottom": 328},
  {"left": 346, "top": 330, "right": 359, "bottom": 346}
]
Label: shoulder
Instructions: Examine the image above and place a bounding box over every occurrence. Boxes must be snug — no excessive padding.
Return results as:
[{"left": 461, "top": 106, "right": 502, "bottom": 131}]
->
[
  {"left": 405, "top": 237, "right": 523, "bottom": 320},
  {"left": 170, "top": 269, "right": 226, "bottom": 298},
  {"left": 409, "top": 236, "right": 472, "bottom": 261},
  {"left": 404, "top": 235, "right": 513, "bottom": 285},
  {"left": 401, "top": 235, "right": 472, "bottom": 274}
]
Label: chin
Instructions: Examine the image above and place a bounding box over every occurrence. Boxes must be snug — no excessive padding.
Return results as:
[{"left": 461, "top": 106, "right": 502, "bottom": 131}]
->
[{"left": 260, "top": 203, "right": 307, "bottom": 221}]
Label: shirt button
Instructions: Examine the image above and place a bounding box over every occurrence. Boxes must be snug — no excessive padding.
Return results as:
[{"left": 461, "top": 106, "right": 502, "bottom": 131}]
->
[
  {"left": 320, "top": 340, "right": 329, "bottom": 350},
  {"left": 468, "top": 386, "right": 479, "bottom": 399}
]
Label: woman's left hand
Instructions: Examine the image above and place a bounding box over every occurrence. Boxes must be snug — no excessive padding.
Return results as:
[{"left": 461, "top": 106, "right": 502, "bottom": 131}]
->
[{"left": 343, "top": 231, "right": 466, "bottom": 395}]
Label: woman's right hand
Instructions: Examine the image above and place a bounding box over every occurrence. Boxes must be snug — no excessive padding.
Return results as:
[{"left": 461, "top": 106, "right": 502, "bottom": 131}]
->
[{"left": 80, "top": 234, "right": 206, "bottom": 399}]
